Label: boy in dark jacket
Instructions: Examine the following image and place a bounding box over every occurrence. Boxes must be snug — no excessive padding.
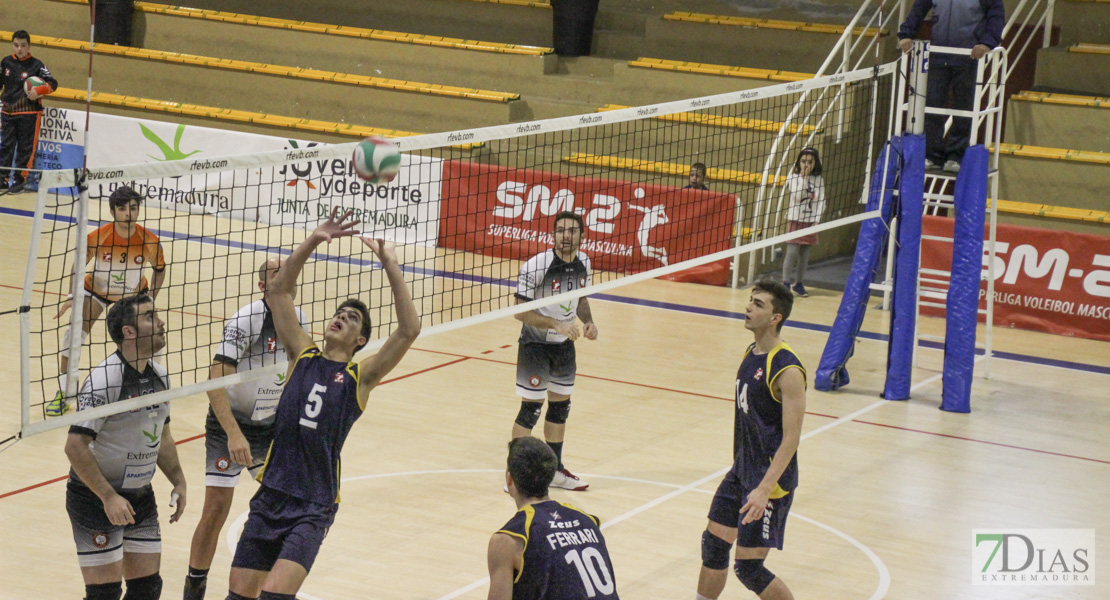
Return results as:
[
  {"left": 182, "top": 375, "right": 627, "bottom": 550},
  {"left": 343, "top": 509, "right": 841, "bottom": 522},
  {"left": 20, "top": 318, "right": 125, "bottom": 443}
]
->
[{"left": 1, "top": 30, "right": 58, "bottom": 193}]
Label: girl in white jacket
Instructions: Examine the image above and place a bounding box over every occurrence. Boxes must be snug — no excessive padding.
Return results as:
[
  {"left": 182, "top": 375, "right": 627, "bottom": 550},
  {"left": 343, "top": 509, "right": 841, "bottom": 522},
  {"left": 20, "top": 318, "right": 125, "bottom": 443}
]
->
[{"left": 781, "top": 147, "right": 826, "bottom": 297}]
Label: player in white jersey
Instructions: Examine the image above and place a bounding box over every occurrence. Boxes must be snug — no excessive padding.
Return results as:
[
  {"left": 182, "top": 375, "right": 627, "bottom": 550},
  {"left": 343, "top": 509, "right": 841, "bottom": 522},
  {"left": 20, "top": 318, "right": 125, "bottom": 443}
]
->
[
  {"left": 510, "top": 211, "right": 598, "bottom": 491},
  {"left": 64, "top": 293, "right": 186, "bottom": 600},
  {"left": 184, "top": 258, "right": 308, "bottom": 600}
]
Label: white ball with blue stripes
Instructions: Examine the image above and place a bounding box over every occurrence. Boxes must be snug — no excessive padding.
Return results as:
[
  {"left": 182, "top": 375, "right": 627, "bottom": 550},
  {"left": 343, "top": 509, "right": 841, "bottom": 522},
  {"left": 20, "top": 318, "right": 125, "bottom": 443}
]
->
[{"left": 351, "top": 136, "right": 401, "bottom": 184}]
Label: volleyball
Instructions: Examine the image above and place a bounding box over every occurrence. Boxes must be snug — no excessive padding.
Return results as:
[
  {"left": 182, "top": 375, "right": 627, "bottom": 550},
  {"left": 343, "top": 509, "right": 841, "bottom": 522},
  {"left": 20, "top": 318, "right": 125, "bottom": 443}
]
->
[
  {"left": 24, "top": 76, "right": 46, "bottom": 96},
  {"left": 351, "top": 136, "right": 402, "bottom": 184}
]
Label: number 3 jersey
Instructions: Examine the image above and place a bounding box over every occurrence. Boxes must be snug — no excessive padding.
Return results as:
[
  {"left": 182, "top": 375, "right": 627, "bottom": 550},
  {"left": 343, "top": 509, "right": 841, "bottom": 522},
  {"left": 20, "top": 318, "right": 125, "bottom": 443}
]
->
[
  {"left": 732, "top": 342, "right": 806, "bottom": 496},
  {"left": 68, "top": 351, "right": 171, "bottom": 493},
  {"left": 498, "top": 500, "right": 618, "bottom": 600},
  {"left": 213, "top": 300, "right": 308, "bottom": 426},
  {"left": 516, "top": 250, "right": 592, "bottom": 344},
  {"left": 83, "top": 223, "right": 166, "bottom": 302},
  {"left": 257, "top": 348, "right": 363, "bottom": 506}
]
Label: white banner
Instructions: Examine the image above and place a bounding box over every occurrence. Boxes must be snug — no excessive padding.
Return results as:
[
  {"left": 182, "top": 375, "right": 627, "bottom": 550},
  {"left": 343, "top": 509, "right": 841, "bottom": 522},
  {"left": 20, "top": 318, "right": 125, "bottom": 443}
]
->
[{"left": 44, "top": 109, "right": 442, "bottom": 247}]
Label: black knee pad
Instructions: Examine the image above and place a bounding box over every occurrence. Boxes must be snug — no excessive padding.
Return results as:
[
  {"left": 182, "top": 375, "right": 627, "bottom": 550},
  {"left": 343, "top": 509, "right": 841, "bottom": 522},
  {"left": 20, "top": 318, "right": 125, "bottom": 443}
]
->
[
  {"left": 85, "top": 581, "right": 123, "bottom": 600},
  {"left": 259, "top": 592, "right": 297, "bottom": 600},
  {"left": 545, "top": 399, "right": 571, "bottom": 424},
  {"left": 733, "top": 559, "right": 775, "bottom": 594},
  {"left": 123, "top": 573, "right": 162, "bottom": 600},
  {"left": 226, "top": 592, "right": 257, "bottom": 600},
  {"left": 514, "top": 401, "right": 543, "bottom": 429},
  {"left": 700, "top": 530, "right": 732, "bottom": 570}
]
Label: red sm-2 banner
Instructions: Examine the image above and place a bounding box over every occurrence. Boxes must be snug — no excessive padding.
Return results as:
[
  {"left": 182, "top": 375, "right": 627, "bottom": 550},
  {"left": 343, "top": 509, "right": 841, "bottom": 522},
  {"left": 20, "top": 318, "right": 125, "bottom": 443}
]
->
[
  {"left": 922, "top": 216, "right": 1110, "bottom": 342},
  {"left": 437, "top": 161, "right": 736, "bottom": 284}
]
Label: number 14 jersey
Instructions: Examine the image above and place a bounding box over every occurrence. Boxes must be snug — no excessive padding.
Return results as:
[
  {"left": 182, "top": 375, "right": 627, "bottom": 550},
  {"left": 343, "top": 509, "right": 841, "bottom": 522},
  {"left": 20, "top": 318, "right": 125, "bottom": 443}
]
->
[{"left": 257, "top": 348, "right": 363, "bottom": 506}]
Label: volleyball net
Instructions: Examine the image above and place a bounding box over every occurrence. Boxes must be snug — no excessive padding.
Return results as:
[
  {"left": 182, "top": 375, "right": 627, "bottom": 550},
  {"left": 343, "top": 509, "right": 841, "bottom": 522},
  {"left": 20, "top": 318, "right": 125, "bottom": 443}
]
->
[{"left": 17, "top": 60, "right": 897, "bottom": 437}]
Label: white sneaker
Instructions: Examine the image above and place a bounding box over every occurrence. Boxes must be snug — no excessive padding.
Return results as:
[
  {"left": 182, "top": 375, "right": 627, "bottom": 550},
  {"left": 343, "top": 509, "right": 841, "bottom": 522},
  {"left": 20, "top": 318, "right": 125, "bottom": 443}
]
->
[
  {"left": 925, "top": 159, "right": 940, "bottom": 170},
  {"left": 943, "top": 160, "right": 961, "bottom": 173},
  {"left": 551, "top": 468, "right": 589, "bottom": 491}
]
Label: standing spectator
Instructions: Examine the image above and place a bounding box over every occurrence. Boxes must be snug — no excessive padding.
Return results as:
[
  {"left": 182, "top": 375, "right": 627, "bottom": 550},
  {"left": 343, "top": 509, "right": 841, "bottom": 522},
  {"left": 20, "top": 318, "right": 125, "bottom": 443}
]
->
[
  {"left": 898, "top": 0, "right": 1005, "bottom": 173},
  {"left": 1, "top": 30, "right": 58, "bottom": 194},
  {"left": 685, "top": 162, "right": 709, "bottom": 190},
  {"left": 95, "top": 0, "right": 136, "bottom": 46},
  {"left": 781, "top": 148, "right": 825, "bottom": 298},
  {"left": 552, "top": 0, "right": 600, "bottom": 57}
]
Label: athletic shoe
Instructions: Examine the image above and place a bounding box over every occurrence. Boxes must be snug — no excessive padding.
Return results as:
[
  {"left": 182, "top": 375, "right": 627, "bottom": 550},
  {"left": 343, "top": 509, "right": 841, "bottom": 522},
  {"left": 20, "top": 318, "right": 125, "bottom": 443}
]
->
[
  {"left": 792, "top": 283, "right": 809, "bottom": 297},
  {"left": 551, "top": 468, "right": 589, "bottom": 491},
  {"left": 45, "top": 390, "right": 68, "bottom": 417},
  {"left": 7, "top": 182, "right": 24, "bottom": 194},
  {"left": 943, "top": 160, "right": 961, "bottom": 173},
  {"left": 925, "top": 159, "right": 940, "bottom": 170}
]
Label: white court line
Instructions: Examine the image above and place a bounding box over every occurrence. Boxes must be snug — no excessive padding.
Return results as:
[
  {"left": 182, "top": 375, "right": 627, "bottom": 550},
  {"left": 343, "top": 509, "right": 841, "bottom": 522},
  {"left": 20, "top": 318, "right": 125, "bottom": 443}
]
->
[{"left": 227, "top": 372, "right": 943, "bottom": 600}]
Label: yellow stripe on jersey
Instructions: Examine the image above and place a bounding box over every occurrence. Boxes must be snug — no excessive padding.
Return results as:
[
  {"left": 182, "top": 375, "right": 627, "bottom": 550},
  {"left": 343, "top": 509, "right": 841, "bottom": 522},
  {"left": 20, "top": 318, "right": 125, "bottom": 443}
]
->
[
  {"left": 513, "top": 504, "right": 537, "bottom": 583},
  {"left": 769, "top": 481, "right": 790, "bottom": 499},
  {"left": 254, "top": 440, "right": 276, "bottom": 483},
  {"left": 557, "top": 501, "right": 601, "bottom": 527},
  {"left": 766, "top": 342, "right": 807, "bottom": 404}
]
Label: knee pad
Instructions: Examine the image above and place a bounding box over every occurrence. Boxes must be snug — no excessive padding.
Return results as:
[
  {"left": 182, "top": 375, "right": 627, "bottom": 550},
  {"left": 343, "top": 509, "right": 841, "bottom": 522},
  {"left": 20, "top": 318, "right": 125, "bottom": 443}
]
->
[
  {"left": 226, "top": 593, "right": 257, "bottom": 600},
  {"left": 545, "top": 399, "right": 571, "bottom": 424},
  {"left": 514, "top": 401, "right": 543, "bottom": 430},
  {"left": 700, "top": 530, "right": 732, "bottom": 570},
  {"left": 85, "top": 581, "right": 123, "bottom": 600},
  {"left": 123, "top": 573, "right": 162, "bottom": 600},
  {"left": 733, "top": 559, "right": 775, "bottom": 594},
  {"left": 259, "top": 593, "right": 297, "bottom": 600}
]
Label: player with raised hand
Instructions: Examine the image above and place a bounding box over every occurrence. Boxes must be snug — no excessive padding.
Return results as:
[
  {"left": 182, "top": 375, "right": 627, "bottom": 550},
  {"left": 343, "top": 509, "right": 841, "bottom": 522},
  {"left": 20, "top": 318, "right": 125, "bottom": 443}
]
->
[{"left": 224, "top": 208, "right": 421, "bottom": 600}]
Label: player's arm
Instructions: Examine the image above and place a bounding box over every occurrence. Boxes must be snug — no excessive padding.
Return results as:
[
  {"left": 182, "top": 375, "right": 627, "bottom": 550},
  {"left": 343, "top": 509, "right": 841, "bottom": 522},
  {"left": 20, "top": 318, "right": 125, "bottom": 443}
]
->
[
  {"left": 740, "top": 367, "right": 806, "bottom": 525},
  {"left": 53, "top": 241, "right": 98, "bottom": 319},
  {"left": 156, "top": 421, "right": 187, "bottom": 523},
  {"left": 486, "top": 533, "right": 524, "bottom": 600},
  {"left": 270, "top": 208, "right": 361, "bottom": 358},
  {"left": 206, "top": 360, "right": 252, "bottom": 465},
  {"left": 64, "top": 431, "right": 136, "bottom": 526},
  {"left": 515, "top": 298, "right": 579, "bottom": 340},
  {"left": 357, "top": 239, "right": 421, "bottom": 402},
  {"left": 577, "top": 298, "right": 598, "bottom": 340}
]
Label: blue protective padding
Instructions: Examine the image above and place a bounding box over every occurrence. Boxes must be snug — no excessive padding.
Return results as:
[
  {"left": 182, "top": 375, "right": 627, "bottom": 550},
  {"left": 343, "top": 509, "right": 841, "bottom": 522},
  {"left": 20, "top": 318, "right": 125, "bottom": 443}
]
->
[
  {"left": 815, "top": 139, "right": 900, "bottom": 391},
  {"left": 941, "top": 145, "right": 988, "bottom": 413},
  {"left": 883, "top": 134, "right": 925, "bottom": 401}
]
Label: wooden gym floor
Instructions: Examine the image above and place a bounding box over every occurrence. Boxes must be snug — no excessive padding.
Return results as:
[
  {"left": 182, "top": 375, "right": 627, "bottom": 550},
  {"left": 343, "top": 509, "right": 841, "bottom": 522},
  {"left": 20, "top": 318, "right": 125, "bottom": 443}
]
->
[{"left": 0, "top": 191, "right": 1107, "bottom": 599}]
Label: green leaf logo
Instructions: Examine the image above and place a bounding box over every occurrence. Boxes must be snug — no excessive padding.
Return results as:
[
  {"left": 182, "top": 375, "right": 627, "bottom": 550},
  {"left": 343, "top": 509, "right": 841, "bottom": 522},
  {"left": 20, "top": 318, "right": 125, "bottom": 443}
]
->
[
  {"left": 275, "top": 372, "right": 287, "bottom": 385},
  {"left": 111, "top": 273, "right": 126, "bottom": 283},
  {"left": 560, "top": 302, "right": 573, "bottom": 314},
  {"left": 140, "top": 123, "right": 201, "bottom": 161},
  {"left": 142, "top": 423, "right": 159, "bottom": 445}
]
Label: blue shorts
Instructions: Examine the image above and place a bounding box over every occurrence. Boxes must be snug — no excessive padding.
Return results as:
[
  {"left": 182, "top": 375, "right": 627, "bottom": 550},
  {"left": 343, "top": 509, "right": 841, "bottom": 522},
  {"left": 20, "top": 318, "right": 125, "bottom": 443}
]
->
[
  {"left": 231, "top": 485, "right": 338, "bottom": 573},
  {"left": 707, "top": 470, "right": 794, "bottom": 550}
]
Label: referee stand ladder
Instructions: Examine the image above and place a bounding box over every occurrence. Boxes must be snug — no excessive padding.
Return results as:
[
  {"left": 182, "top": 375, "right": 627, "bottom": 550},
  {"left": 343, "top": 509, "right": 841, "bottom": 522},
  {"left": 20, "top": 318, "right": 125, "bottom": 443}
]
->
[{"left": 883, "top": 40, "right": 1007, "bottom": 411}]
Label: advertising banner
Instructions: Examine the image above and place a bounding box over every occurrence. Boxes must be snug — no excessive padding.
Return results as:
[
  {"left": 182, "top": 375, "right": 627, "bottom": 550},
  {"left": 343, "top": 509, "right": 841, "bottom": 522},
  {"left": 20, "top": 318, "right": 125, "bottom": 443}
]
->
[
  {"left": 922, "top": 216, "right": 1110, "bottom": 342},
  {"left": 438, "top": 161, "right": 736, "bottom": 284},
  {"left": 32, "top": 108, "right": 441, "bottom": 246}
]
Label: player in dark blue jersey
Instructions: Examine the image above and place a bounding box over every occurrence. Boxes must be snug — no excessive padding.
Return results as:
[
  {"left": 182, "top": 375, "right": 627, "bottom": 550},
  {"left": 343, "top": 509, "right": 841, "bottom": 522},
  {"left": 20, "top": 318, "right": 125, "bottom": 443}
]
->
[
  {"left": 488, "top": 437, "right": 618, "bottom": 600},
  {"left": 224, "top": 208, "right": 421, "bottom": 600},
  {"left": 696, "top": 280, "right": 806, "bottom": 600}
]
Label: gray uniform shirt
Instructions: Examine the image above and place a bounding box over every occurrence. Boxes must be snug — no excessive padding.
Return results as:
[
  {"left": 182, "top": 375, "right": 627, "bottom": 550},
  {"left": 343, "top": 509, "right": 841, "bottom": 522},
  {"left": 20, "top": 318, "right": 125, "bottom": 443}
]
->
[
  {"left": 69, "top": 352, "right": 171, "bottom": 492},
  {"left": 515, "top": 249, "right": 592, "bottom": 344}
]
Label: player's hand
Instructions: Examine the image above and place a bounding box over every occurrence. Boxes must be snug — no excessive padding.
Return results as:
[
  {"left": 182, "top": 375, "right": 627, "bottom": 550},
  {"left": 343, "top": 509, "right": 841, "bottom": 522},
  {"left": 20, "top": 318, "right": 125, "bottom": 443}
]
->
[
  {"left": 554, "top": 321, "right": 580, "bottom": 341},
  {"left": 970, "top": 44, "right": 990, "bottom": 60},
  {"left": 102, "top": 492, "right": 136, "bottom": 526},
  {"left": 54, "top": 299, "right": 73, "bottom": 319},
  {"left": 313, "top": 207, "right": 361, "bottom": 244},
  {"left": 898, "top": 38, "right": 913, "bottom": 54},
  {"left": 739, "top": 486, "right": 771, "bottom": 525},
  {"left": 27, "top": 88, "right": 40, "bottom": 101},
  {"left": 361, "top": 237, "right": 398, "bottom": 266},
  {"left": 228, "top": 431, "right": 253, "bottom": 466},
  {"left": 583, "top": 322, "right": 599, "bottom": 341},
  {"left": 168, "top": 485, "right": 186, "bottom": 524}
]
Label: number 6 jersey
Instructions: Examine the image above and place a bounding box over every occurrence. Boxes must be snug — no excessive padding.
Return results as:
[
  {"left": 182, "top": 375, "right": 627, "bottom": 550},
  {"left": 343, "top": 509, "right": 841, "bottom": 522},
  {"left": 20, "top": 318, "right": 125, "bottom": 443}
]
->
[{"left": 256, "top": 348, "right": 363, "bottom": 506}]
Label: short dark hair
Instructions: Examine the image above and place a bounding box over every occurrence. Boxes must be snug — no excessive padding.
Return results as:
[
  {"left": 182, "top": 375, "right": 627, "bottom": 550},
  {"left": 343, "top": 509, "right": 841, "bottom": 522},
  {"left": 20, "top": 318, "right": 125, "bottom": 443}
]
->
[
  {"left": 793, "top": 147, "right": 823, "bottom": 176},
  {"left": 691, "top": 162, "right": 707, "bottom": 174},
  {"left": 553, "top": 210, "right": 584, "bottom": 233},
  {"left": 106, "top": 293, "right": 153, "bottom": 344},
  {"left": 338, "top": 298, "right": 372, "bottom": 352},
  {"left": 108, "top": 185, "right": 144, "bottom": 210},
  {"left": 13, "top": 31, "right": 30, "bottom": 44},
  {"left": 752, "top": 280, "right": 793, "bottom": 331},
  {"left": 507, "top": 437, "right": 557, "bottom": 499}
]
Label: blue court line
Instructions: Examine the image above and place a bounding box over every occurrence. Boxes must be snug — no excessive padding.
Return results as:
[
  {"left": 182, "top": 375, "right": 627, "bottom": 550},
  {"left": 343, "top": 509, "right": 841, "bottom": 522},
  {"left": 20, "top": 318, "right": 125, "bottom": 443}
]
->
[{"left": 4, "top": 205, "right": 1108, "bottom": 376}]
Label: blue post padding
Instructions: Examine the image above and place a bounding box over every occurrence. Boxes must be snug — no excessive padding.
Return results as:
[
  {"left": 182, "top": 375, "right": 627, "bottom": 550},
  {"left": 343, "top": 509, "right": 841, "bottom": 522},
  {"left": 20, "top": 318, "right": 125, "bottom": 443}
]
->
[
  {"left": 883, "top": 134, "right": 925, "bottom": 401},
  {"left": 941, "top": 145, "right": 988, "bottom": 412},
  {"left": 815, "top": 139, "right": 900, "bottom": 391}
]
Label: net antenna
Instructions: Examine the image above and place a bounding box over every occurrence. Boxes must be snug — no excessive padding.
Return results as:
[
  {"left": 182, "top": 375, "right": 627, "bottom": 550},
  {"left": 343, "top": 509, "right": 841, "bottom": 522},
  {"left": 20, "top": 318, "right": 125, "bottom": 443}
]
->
[{"left": 18, "top": 61, "right": 897, "bottom": 438}]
